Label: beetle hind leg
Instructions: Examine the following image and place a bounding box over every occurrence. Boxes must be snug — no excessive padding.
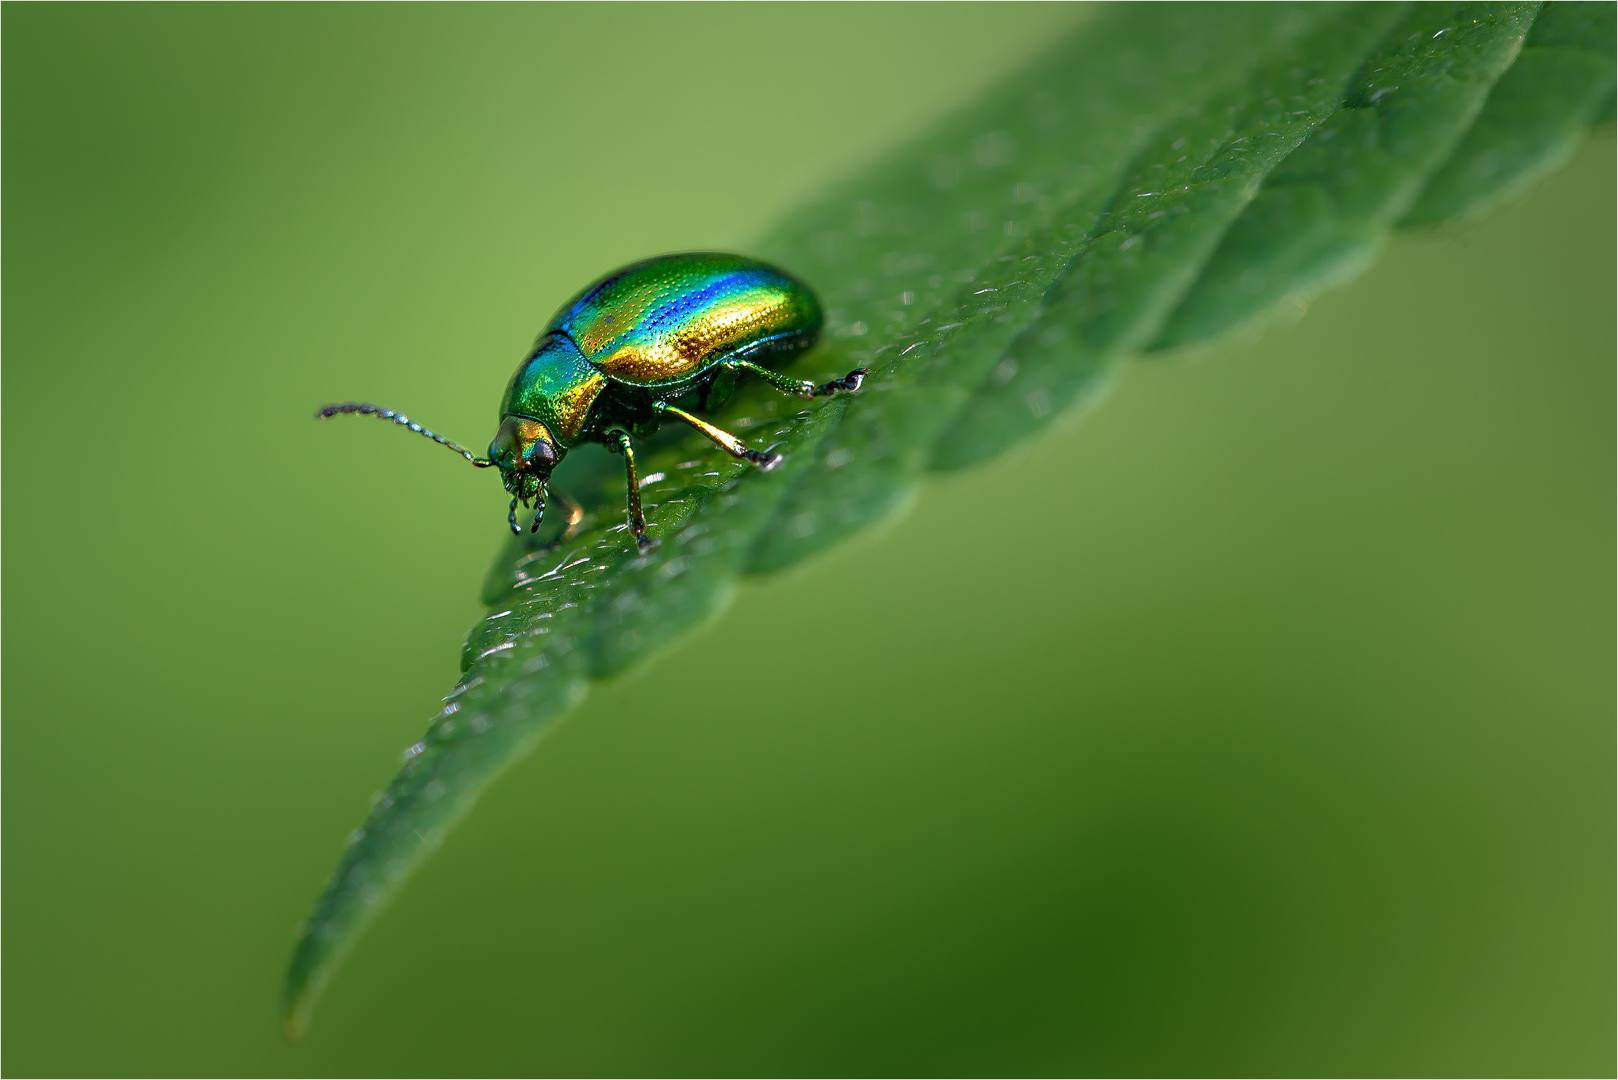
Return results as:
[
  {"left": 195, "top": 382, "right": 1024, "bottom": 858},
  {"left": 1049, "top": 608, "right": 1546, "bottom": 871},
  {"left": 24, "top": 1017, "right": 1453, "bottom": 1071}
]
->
[
  {"left": 653, "top": 401, "right": 782, "bottom": 470},
  {"left": 720, "top": 357, "right": 868, "bottom": 399}
]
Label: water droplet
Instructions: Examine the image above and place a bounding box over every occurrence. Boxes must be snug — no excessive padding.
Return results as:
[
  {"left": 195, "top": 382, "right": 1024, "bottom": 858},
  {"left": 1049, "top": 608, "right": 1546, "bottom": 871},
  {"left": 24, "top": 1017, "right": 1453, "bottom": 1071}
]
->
[{"left": 443, "top": 676, "right": 484, "bottom": 701}]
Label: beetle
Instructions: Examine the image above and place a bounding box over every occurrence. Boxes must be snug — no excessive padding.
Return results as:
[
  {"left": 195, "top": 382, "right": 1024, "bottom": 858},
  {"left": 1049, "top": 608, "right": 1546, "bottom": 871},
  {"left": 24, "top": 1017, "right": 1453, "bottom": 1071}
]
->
[{"left": 318, "top": 252, "right": 865, "bottom": 552}]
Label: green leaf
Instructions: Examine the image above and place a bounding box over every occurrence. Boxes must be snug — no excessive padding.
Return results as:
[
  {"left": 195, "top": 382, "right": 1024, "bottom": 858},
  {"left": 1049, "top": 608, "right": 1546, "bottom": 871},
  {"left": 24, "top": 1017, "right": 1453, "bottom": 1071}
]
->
[
  {"left": 764, "top": 2, "right": 1411, "bottom": 524},
  {"left": 1151, "top": 2, "right": 1539, "bottom": 351},
  {"left": 283, "top": 0, "right": 1605, "bottom": 1038},
  {"left": 1401, "top": 1, "right": 1618, "bottom": 225}
]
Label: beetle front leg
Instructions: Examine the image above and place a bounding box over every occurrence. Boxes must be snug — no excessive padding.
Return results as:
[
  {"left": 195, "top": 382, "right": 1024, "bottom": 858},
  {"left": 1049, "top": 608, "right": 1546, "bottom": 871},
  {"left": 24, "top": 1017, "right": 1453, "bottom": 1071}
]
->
[
  {"left": 653, "top": 401, "right": 782, "bottom": 470},
  {"left": 606, "top": 430, "right": 656, "bottom": 553},
  {"left": 523, "top": 486, "right": 584, "bottom": 548},
  {"left": 721, "top": 357, "right": 868, "bottom": 399}
]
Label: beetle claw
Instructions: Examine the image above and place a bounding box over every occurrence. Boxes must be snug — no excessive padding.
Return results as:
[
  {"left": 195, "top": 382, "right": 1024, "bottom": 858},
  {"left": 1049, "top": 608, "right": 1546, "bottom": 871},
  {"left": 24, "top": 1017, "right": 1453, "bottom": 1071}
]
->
[{"left": 811, "top": 368, "right": 867, "bottom": 396}]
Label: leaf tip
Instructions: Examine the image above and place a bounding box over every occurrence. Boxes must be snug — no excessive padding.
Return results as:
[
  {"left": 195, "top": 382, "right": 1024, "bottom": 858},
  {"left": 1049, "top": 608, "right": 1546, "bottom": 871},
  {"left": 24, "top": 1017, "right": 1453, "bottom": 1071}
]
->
[
  {"left": 280, "top": 931, "right": 335, "bottom": 1044},
  {"left": 280, "top": 986, "right": 312, "bottom": 1043}
]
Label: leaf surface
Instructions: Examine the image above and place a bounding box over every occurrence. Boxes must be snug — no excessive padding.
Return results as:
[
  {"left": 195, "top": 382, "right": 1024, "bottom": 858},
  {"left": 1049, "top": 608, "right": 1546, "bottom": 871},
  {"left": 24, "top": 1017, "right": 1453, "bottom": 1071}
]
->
[
  {"left": 284, "top": 0, "right": 1611, "bottom": 1038},
  {"left": 1152, "top": 2, "right": 1539, "bottom": 350},
  {"left": 1402, "top": 0, "right": 1617, "bottom": 225}
]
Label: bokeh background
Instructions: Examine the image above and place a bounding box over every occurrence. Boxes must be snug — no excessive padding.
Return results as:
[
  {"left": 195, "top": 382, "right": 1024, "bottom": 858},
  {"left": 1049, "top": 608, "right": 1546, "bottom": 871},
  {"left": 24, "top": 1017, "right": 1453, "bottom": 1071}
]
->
[{"left": 4, "top": 4, "right": 1612, "bottom": 1075}]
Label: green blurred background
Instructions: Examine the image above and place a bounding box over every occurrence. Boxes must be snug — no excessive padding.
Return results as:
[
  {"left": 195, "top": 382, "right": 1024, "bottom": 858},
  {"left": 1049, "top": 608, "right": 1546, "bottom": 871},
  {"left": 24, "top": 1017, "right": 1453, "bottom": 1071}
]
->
[{"left": 4, "top": 4, "right": 1612, "bottom": 1075}]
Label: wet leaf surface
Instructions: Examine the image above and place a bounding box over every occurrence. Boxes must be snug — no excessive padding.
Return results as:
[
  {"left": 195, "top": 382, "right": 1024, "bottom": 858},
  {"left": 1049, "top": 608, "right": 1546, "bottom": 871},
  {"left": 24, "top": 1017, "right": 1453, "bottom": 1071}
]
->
[{"left": 284, "top": 0, "right": 1612, "bottom": 1037}]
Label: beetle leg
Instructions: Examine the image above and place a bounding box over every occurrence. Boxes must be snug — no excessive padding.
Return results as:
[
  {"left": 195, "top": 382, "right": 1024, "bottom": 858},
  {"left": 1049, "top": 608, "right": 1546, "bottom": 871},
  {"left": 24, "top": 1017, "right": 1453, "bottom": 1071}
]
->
[
  {"left": 523, "top": 487, "right": 584, "bottom": 549},
  {"left": 653, "top": 401, "right": 782, "bottom": 470},
  {"left": 606, "top": 431, "right": 656, "bottom": 553},
  {"left": 546, "top": 487, "right": 585, "bottom": 544},
  {"left": 720, "top": 358, "right": 868, "bottom": 399}
]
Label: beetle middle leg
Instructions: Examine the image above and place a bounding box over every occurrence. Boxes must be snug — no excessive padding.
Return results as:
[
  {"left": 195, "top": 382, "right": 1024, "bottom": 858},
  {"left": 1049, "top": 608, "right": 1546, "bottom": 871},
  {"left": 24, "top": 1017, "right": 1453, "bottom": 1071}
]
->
[
  {"left": 606, "top": 430, "right": 656, "bottom": 553},
  {"left": 721, "top": 358, "right": 868, "bottom": 399},
  {"left": 653, "top": 401, "right": 782, "bottom": 471}
]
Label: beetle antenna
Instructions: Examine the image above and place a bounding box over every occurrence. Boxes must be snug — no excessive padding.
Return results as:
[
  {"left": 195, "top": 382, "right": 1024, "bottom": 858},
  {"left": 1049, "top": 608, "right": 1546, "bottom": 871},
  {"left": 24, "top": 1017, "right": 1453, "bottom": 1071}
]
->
[
  {"left": 508, "top": 497, "right": 520, "bottom": 535},
  {"left": 315, "top": 402, "right": 493, "bottom": 467}
]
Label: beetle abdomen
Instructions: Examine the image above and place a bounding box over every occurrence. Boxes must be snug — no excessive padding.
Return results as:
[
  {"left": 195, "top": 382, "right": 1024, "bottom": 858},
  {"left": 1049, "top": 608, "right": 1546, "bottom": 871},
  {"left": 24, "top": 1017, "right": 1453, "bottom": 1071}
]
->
[{"left": 550, "top": 252, "right": 821, "bottom": 389}]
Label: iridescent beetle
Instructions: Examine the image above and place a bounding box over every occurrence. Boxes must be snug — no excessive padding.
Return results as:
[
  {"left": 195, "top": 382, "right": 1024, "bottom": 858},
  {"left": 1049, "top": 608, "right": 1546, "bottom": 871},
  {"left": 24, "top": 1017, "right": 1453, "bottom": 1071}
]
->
[{"left": 318, "top": 252, "right": 865, "bottom": 552}]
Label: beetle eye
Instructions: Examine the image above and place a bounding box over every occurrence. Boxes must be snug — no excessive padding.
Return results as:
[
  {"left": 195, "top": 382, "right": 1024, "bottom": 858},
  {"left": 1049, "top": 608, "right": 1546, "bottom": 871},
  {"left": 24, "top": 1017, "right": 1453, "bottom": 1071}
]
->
[{"left": 525, "top": 438, "right": 557, "bottom": 469}]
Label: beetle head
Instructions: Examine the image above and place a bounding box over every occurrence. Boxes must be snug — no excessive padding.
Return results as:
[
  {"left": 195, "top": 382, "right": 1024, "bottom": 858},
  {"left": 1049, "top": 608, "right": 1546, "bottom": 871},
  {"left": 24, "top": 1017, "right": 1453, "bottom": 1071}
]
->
[{"left": 489, "top": 414, "right": 561, "bottom": 500}]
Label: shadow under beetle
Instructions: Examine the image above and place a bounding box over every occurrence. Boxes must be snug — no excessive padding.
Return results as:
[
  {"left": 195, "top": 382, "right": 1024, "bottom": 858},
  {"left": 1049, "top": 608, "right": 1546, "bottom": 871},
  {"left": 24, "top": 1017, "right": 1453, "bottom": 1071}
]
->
[{"left": 318, "top": 252, "right": 866, "bottom": 553}]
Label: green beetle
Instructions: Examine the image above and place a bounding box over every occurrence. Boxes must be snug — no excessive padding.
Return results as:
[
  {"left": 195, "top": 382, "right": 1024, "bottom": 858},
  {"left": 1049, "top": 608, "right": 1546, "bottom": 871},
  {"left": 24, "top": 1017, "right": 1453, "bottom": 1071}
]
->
[{"left": 319, "top": 252, "right": 865, "bottom": 552}]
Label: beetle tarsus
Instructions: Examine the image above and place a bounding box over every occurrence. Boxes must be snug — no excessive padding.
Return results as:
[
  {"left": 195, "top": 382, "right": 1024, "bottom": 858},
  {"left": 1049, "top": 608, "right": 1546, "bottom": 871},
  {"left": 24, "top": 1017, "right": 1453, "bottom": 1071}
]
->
[
  {"left": 744, "top": 449, "right": 783, "bottom": 471},
  {"left": 812, "top": 368, "right": 867, "bottom": 396}
]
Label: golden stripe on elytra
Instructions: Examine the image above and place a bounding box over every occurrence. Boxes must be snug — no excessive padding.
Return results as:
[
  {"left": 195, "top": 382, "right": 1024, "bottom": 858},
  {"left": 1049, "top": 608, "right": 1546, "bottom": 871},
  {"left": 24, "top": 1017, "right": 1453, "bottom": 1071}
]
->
[{"left": 597, "top": 299, "right": 796, "bottom": 384}]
